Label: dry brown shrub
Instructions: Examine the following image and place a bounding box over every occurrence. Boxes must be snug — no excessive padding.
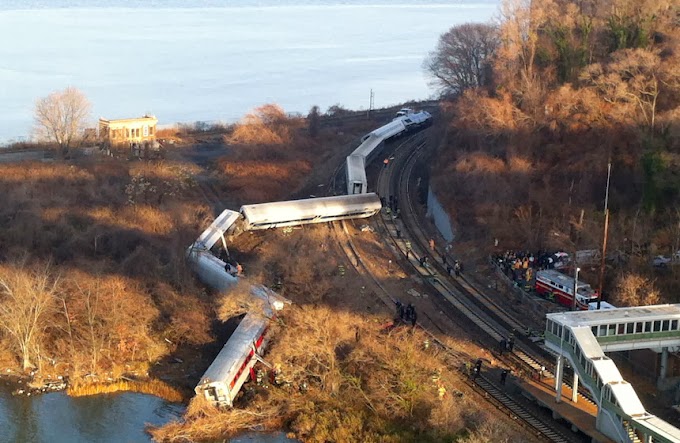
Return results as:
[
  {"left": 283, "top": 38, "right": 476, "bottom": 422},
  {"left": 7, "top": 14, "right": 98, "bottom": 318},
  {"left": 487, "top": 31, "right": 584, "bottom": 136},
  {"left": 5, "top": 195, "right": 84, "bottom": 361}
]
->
[
  {"left": 215, "top": 159, "right": 312, "bottom": 202},
  {"left": 612, "top": 273, "right": 661, "bottom": 307},
  {"left": 216, "top": 280, "right": 266, "bottom": 321},
  {"left": 152, "top": 303, "right": 525, "bottom": 442},
  {"left": 228, "top": 104, "right": 302, "bottom": 147},
  {"left": 0, "top": 158, "right": 212, "bottom": 381},
  {"left": 508, "top": 155, "right": 532, "bottom": 173},
  {"left": 454, "top": 152, "right": 506, "bottom": 174}
]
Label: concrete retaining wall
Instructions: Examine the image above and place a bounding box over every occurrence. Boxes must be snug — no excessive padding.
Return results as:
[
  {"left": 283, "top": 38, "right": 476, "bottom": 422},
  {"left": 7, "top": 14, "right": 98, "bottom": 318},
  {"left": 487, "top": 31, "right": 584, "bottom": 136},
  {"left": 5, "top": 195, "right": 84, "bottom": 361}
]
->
[{"left": 426, "top": 185, "right": 455, "bottom": 243}]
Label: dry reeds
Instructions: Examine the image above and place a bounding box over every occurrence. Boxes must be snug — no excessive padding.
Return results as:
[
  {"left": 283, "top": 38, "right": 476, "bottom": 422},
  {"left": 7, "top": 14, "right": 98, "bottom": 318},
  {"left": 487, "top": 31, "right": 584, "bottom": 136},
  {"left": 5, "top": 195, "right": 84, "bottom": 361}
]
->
[{"left": 67, "top": 379, "right": 183, "bottom": 403}]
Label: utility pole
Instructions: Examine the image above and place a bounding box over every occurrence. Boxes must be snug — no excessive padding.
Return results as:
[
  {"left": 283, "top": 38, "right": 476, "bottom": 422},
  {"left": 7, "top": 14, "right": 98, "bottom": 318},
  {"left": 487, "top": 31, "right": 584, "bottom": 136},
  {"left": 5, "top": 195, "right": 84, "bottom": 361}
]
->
[
  {"left": 572, "top": 266, "right": 580, "bottom": 311},
  {"left": 367, "top": 89, "right": 374, "bottom": 118},
  {"left": 597, "top": 162, "right": 612, "bottom": 310}
]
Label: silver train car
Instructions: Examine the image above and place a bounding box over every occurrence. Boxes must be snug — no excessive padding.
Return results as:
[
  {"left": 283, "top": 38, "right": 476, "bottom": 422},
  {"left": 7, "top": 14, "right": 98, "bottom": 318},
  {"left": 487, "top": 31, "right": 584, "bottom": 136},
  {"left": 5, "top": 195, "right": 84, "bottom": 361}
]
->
[
  {"left": 346, "top": 109, "right": 432, "bottom": 194},
  {"left": 240, "top": 193, "right": 381, "bottom": 231},
  {"left": 346, "top": 154, "right": 368, "bottom": 195},
  {"left": 195, "top": 311, "right": 271, "bottom": 406}
]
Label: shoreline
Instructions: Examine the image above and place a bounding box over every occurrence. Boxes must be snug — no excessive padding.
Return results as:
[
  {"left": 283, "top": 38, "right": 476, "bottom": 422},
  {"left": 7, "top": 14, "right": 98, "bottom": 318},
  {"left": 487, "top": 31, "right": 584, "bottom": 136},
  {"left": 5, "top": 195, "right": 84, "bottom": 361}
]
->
[{"left": 1, "top": 372, "right": 186, "bottom": 404}]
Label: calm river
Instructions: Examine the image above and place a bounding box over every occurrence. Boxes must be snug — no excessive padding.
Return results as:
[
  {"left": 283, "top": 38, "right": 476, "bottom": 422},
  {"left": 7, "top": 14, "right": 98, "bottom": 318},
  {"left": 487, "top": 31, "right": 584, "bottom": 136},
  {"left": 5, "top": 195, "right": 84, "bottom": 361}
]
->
[
  {"left": 0, "top": 0, "right": 498, "bottom": 143},
  {"left": 0, "top": 384, "right": 184, "bottom": 442},
  {"left": 0, "top": 384, "right": 297, "bottom": 442}
]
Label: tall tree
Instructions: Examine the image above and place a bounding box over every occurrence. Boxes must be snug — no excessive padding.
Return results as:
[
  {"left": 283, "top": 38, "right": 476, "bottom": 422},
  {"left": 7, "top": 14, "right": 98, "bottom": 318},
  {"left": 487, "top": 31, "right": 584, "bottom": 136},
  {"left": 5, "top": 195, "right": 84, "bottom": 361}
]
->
[
  {"left": 0, "top": 261, "right": 59, "bottom": 370},
  {"left": 424, "top": 23, "right": 499, "bottom": 96},
  {"left": 34, "top": 87, "right": 91, "bottom": 155}
]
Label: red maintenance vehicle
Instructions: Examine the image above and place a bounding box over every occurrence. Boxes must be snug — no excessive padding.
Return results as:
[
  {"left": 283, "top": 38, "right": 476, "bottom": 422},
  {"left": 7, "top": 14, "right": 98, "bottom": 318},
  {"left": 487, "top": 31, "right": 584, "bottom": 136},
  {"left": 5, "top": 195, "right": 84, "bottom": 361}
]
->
[{"left": 535, "top": 269, "right": 599, "bottom": 310}]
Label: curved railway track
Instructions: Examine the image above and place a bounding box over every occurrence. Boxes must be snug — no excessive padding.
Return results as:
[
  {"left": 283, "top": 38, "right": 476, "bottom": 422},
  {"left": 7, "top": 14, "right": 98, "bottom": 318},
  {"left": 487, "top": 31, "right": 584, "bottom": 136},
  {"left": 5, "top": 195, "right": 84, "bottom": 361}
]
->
[
  {"left": 378, "top": 136, "right": 597, "bottom": 405},
  {"left": 327, "top": 134, "right": 583, "bottom": 443}
]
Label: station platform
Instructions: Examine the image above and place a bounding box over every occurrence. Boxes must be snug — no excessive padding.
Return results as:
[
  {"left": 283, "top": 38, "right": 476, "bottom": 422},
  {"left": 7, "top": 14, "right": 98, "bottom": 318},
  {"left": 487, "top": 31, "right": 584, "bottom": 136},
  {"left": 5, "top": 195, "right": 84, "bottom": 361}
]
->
[{"left": 516, "top": 376, "right": 615, "bottom": 443}]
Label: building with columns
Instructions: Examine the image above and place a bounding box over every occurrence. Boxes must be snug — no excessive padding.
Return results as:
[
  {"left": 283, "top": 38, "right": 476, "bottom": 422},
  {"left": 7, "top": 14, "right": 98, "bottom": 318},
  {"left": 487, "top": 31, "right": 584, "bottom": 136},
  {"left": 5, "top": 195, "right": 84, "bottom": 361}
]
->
[{"left": 98, "top": 115, "right": 158, "bottom": 147}]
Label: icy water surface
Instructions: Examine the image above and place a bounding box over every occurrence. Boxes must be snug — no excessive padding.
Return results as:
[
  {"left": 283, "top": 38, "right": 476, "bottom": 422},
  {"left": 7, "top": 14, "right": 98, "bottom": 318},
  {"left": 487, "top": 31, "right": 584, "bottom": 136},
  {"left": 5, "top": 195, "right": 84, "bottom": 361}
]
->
[{"left": 0, "top": 0, "right": 497, "bottom": 142}]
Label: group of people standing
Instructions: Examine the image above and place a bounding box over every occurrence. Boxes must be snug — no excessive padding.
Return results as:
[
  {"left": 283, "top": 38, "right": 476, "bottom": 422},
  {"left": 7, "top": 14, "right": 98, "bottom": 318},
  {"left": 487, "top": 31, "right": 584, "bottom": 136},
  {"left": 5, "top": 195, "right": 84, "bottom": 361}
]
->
[{"left": 394, "top": 300, "right": 417, "bottom": 327}]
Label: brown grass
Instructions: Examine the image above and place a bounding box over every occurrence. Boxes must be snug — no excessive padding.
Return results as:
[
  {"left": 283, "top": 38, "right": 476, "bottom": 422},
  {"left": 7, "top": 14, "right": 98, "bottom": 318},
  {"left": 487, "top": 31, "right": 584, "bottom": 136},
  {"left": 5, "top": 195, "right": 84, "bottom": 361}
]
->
[
  {"left": 150, "top": 305, "right": 528, "bottom": 443},
  {"left": 68, "top": 379, "right": 183, "bottom": 403}
]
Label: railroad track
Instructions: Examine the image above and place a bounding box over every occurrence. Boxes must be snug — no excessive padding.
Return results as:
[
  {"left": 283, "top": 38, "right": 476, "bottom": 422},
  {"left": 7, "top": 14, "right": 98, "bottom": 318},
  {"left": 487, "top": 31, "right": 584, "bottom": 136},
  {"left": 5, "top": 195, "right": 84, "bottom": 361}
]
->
[
  {"left": 326, "top": 134, "right": 583, "bottom": 443},
  {"left": 379, "top": 136, "right": 597, "bottom": 407}
]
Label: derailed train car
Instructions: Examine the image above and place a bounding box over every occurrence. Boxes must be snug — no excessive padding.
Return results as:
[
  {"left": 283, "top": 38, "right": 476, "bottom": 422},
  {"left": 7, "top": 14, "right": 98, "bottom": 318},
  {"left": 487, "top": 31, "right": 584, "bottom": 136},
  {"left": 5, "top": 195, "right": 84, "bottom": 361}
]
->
[
  {"left": 195, "top": 311, "right": 271, "bottom": 406},
  {"left": 239, "top": 193, "right": 381, "bottom": 231},
  {"left": 346, "top": 109, "right": 431, "bottom": 194},
  {"left": 346, "top": 154, "right": 368, "bottom": 195}
]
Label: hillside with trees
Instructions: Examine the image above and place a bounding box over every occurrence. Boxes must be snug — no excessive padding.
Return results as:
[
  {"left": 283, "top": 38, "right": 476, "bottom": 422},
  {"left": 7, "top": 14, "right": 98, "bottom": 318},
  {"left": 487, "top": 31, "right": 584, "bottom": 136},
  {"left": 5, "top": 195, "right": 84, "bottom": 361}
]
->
[{"left": 427, "top": 0, "right": 680, "bottom": 303}]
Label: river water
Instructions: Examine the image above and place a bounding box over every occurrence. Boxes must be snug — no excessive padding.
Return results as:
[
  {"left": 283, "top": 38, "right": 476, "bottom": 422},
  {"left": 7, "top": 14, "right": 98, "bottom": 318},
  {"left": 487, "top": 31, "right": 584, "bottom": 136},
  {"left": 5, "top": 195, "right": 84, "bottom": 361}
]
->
[
  {"left": 0, "top": 384, "right": 297, "bottom": 442},
  {"left": 0, "top": 0, "right": 498, "bottom": 143},
  {"left": 0, "top": 385, "right": 184, "bottom": 442}
]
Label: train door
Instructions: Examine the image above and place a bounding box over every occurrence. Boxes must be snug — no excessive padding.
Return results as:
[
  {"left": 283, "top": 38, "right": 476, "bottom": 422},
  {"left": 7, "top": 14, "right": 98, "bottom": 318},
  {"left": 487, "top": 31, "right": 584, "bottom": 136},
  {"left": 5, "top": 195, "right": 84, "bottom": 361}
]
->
[
  {"left": 352, "top": 182, "right": 363, "bottom": 194},
  {"left": 205, "top": 386, "right": 219, "bottom": 403}
]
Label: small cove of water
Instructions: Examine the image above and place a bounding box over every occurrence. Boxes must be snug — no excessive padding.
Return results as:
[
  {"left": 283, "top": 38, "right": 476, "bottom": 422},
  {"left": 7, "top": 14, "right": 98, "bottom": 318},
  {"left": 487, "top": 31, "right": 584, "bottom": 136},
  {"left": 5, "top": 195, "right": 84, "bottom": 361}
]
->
[
  {"left": 0, "top": 384, "right": 184, "bottom": 442},
  {"left": 0, "top": 384, "right": 298, "bottom": 442}
]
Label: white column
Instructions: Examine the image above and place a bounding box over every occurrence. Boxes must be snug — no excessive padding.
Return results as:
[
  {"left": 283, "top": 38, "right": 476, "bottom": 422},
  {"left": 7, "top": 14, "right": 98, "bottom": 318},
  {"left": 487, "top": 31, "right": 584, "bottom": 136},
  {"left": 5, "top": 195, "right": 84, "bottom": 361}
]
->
[
  {"left": 555, "top": 355, "right": 564, "bottom": 403},
  {"left": 572, "top": 372, "right": 579, "bottom": 403}
]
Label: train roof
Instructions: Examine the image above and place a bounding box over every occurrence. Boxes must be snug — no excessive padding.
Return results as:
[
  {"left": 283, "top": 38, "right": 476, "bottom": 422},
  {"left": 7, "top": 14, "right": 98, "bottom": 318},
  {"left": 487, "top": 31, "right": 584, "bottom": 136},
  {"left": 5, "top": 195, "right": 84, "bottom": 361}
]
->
[
  {"left": 195, "top": 209, "right": 241, "bottom": 250},
  {"left": 400, "top": 111, "right": 431, "bottom": 125},
  {"left": 547, "top": 304, "right": 680, "bottom": 328},
  {"left": 352, "top": 134, "right": 383, "bottom": 158},
  {"left": 371, "top": 119, "right": 406, "bottom": 139},
  {"left": 346, "top": 154, "right": 365, "bottom": 172},
  {"left": 346, "top": 155, "right": 367, "bottom": 182},
  {"left": 196, "top": 312, "right": 269, "bottom": 388},
  {"left": 240, "top": 193, "right": 381, "bottom": 226}
]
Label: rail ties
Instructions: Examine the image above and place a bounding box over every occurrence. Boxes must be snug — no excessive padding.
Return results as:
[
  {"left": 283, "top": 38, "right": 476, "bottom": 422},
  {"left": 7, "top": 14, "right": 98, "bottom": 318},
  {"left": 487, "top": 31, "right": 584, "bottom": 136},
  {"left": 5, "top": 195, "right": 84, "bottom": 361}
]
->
[{"left": 474, "top": 376, "right": 575, "bottom": 443}]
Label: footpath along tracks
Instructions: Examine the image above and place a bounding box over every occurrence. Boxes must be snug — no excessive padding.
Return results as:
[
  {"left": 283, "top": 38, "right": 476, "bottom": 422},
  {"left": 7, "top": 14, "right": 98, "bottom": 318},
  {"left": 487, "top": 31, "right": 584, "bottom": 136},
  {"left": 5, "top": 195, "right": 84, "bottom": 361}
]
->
[{"left": 327, "top": 134, "right": 581, "bottom": 442}]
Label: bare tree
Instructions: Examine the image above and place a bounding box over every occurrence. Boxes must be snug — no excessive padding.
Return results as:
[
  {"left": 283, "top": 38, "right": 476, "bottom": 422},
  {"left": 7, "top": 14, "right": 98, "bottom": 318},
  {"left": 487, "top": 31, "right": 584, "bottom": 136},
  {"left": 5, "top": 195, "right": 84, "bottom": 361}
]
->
[
  {"left": 0, "top": 261, "right": 59, "bottom": 370},
  {"left": 424, "top": 23, "right": 499, "bottom": 96},
  {"left": 34, "top": 86, "right": 91, "bottom": 155},
  {"left": 580, "top": 49, "right": 664, "bottom": 133}
]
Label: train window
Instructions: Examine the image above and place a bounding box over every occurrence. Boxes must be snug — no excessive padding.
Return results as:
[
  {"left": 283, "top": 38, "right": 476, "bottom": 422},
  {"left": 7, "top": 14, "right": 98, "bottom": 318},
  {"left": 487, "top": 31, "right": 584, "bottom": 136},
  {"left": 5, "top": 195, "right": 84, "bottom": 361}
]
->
[
  {"left": 672, "top": 320, "right": 678, "bottom": 331},
  {"left": 618, "top": 324, "right": 625, "bottom": 334},
  {"left": 645, "top": 322, "right": 652, "bottom": 332},
  {"left": 663, "top": 320, "right": 670, "bottom": 331},
  {"left": 626, "top": 323, "right": 634, "bottom": 334},
  {"left": 654, "top": 321, "right": 661, "bottom": 332},
  {"left": 592, "top": 326, "right": 598, "bottom": 336},
  {"left": 599, "top": 325, "right": 607, "bottom": 336},
  {"left": 635, "top": 322, "right": 643, "bottom": 333},
  {"left": 608, "top": 323, "right": 616, "bottom": 336}
]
